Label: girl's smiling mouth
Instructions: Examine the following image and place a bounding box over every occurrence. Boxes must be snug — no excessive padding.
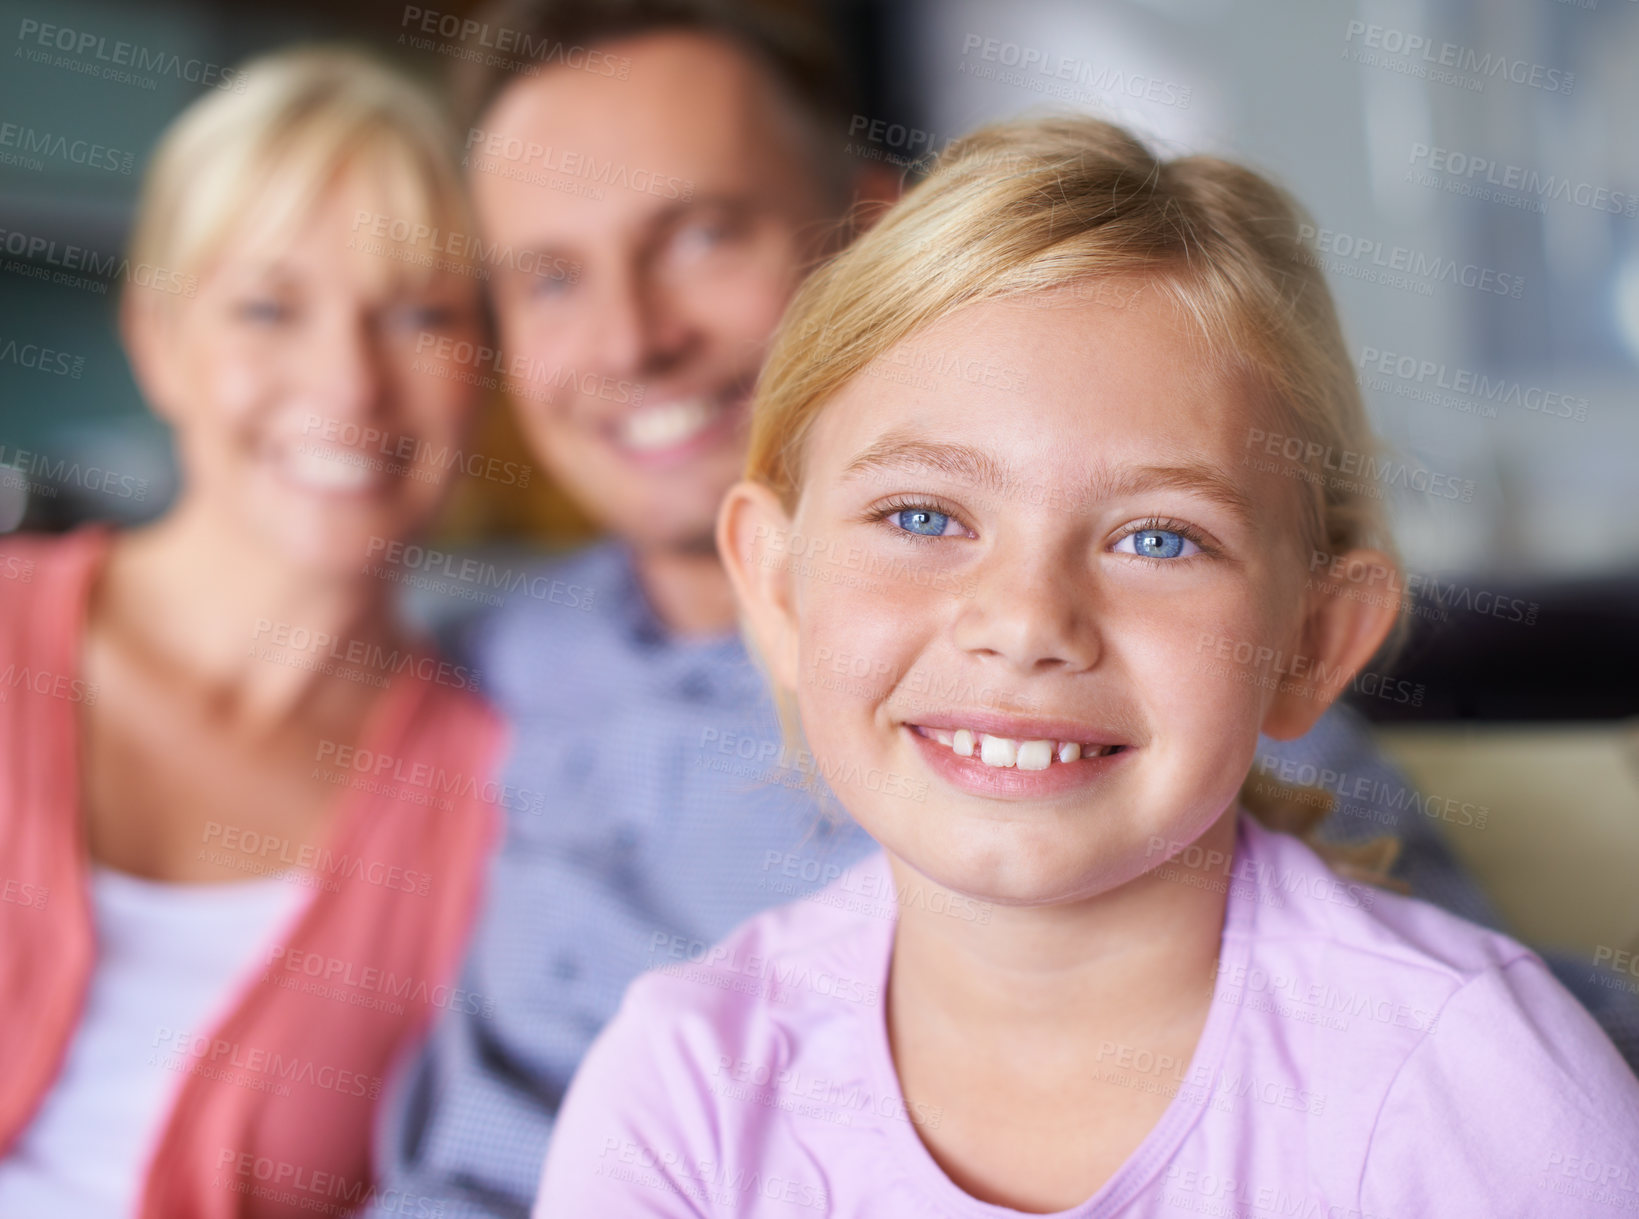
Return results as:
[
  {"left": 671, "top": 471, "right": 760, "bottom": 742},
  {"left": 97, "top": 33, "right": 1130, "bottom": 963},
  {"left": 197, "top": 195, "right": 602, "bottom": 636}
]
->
[{"left": 902, "top": 714, "right": 1135, "bottom": 799}]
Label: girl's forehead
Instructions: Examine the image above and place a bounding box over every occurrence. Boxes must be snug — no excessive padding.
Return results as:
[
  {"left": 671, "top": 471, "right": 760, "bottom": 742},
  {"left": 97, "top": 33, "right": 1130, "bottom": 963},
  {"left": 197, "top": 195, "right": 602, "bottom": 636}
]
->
[{"left": 813, "top": 294, "right": 1254, "bottom": 463}]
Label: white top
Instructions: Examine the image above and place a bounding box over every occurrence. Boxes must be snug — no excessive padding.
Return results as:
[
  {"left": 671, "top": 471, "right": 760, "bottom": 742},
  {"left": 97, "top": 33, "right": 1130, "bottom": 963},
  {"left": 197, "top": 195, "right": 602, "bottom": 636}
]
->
[{"left": 0, "top": 866, "right": 307, "bottom": 1218}]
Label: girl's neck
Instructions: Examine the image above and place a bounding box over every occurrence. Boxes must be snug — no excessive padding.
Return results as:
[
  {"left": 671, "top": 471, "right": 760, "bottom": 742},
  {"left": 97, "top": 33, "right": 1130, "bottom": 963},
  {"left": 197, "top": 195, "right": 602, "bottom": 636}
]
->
[
  {"left": 887, "top": 806, "right": 1237, "bottom": 1048},
  {"left": 93, "top": 496, "right": 400, "bottom": 729},
  {"left": 884, "top": 808, "right": 1239, "bottom": 1211}
]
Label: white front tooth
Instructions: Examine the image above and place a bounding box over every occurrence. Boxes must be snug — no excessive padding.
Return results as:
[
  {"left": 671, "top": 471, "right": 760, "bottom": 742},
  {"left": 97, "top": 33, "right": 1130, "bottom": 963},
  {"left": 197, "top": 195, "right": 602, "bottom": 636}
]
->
[
  {"left": 1057, "top": 742, "right": 1081, "bottom": 764},
  {"left": 927, "top": 727, "right": 954, "bottom": 747},
  {"left": 1016, "top": 740, "right": 1053, "bottom": 771},
  {"left": 952, "top": 729, "right": 976, "bottom": 757},
  {"left": 979, "top": 734, "right": 1018, "bottom": 768}
]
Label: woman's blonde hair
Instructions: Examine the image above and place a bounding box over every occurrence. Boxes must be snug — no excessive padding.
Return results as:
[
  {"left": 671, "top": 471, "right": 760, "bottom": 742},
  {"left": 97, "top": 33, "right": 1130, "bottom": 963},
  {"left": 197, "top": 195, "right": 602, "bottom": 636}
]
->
[
  {"left": 746, "top": 113, "right": 1401, "bottom": 887},
  {"left": 125, "top": 45, "right": 477, "bottom": 295}
]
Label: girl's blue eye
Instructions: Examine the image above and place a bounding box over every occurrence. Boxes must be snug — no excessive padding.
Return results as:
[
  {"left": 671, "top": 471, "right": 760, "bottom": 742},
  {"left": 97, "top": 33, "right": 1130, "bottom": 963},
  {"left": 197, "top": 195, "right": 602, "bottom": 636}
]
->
[
  {"left": 1119, "top": 528, "right": 1197, "bottom": 559},
  {"left": 893, "top": 508, "right": 951, "bottom": 536}
]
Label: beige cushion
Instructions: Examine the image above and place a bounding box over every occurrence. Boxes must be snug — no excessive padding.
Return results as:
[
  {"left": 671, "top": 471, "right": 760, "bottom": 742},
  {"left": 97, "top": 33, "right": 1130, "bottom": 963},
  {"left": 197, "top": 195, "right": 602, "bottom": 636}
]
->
[{"left": 1377, "top": 722, "right": 1639, "bottom": 967}]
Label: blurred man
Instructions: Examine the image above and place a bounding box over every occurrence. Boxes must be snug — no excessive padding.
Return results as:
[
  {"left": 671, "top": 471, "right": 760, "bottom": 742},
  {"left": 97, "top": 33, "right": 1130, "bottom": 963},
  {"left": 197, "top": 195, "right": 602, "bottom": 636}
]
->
[
  {"left": 369, "top": 5, "right": 888, "bottom": 1216},
  {"left": 368, "top": 3, "right": 1574, "bottom": 1216}
]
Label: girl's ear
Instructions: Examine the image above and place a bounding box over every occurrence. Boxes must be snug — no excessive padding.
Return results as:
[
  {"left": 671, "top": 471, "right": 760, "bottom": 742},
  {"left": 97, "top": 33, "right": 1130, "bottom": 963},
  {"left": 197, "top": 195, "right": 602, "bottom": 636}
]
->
[
  {"left": 716, "top": 480, "right": 802, "bottom": 693},
  {"left": 1261, "top": 547, "right": 1402, "bottom": 740}
]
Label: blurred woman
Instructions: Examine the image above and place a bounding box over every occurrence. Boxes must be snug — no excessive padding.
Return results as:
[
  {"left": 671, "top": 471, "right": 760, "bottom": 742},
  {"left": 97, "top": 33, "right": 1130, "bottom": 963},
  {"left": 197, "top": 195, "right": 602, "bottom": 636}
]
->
[{"left": 0, "top": 48, "right": 504, "bottom": 1217}]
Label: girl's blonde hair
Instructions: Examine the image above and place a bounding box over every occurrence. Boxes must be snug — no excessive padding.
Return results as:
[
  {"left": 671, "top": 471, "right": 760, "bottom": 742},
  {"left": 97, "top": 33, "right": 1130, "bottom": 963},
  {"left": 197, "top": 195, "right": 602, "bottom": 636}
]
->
[
  {"left": 126, "top": 45, "right": 477, "bottom": 296},
  {"left": 746, "top": 113, "right": 1401, "bottom": 888}
]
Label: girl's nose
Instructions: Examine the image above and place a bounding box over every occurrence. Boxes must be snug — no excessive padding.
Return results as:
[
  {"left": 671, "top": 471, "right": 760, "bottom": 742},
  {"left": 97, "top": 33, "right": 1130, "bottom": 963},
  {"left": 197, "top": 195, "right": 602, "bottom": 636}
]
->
[{"left": 950, "top": 547, "right": 1101, "bottom": 675}]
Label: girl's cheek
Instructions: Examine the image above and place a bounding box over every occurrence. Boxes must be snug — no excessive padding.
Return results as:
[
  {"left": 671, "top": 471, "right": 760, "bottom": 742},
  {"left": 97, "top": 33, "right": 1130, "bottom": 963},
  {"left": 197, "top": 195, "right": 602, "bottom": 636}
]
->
[
  {"left": 798, "top": 566, "right": 920, "bottom": 710},
  {"left": 1162, "top": 599, "right": 1285, "bottom": 730}
]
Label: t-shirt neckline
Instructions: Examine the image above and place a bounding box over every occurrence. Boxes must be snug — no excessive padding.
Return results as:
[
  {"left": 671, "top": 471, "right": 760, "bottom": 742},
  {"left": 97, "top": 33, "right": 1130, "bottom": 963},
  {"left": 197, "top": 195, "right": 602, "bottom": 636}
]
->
[{"left": 857, "top": 815, "right": 1257, "bottom": 1218}]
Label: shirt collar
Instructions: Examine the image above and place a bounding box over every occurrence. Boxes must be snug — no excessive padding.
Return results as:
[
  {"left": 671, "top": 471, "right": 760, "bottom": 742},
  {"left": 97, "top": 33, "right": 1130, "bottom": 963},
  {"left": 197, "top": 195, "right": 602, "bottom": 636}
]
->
[{"left": 600, "top": 541, "right": 766, "bottom": 703}]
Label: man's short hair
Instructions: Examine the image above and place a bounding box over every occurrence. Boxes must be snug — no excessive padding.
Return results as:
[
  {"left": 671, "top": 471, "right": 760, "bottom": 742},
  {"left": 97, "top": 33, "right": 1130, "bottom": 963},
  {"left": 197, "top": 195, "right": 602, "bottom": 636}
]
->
[{"left": 450, "top": 0, "right": 854, "bottom": 140}]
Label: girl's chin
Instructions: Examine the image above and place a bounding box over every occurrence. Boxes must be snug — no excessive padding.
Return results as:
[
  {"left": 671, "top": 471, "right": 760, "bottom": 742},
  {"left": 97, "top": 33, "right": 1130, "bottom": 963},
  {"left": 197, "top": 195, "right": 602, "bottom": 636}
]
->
[{"left": 886, "top": 840, "right": 1136, "bottom": 910}]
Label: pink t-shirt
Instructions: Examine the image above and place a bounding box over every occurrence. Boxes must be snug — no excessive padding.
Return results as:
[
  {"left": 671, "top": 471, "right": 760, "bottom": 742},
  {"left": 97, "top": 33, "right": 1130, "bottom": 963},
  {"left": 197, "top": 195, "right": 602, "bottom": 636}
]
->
[{"left": 536, "top": 814, "right": 1639, "bottom": 1217}]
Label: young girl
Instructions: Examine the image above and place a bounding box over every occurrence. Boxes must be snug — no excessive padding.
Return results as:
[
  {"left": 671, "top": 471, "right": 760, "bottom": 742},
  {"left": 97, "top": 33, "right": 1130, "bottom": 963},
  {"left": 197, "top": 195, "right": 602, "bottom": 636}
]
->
[{"left": 534, "top": 115, "right": 1639, "bottom": 1216}]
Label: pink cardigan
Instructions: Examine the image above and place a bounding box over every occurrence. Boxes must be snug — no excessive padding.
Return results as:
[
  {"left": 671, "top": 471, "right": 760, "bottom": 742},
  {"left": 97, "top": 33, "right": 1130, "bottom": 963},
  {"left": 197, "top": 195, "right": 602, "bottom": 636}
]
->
[{"left": 0, "top": 528, "right": 504, "bottom": 1218}]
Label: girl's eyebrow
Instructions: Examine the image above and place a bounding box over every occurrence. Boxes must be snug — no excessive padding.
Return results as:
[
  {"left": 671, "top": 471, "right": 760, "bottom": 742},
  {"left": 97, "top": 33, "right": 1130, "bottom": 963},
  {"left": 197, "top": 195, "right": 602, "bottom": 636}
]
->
[
  {"left": 843, "top": 435, "right": 1255, "bottom": 526},
  {"left": 844, "top": 436, "right": 1010, "bottom": 493}
]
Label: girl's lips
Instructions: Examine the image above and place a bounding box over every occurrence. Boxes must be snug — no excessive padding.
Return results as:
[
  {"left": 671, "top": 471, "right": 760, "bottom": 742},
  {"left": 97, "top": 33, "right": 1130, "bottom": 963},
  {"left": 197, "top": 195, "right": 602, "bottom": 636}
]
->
[{"left": 904, "top": 724, "right": 1132, "bottom": 801}]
